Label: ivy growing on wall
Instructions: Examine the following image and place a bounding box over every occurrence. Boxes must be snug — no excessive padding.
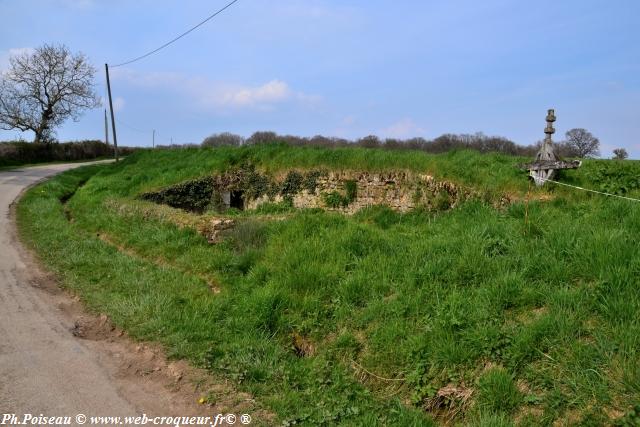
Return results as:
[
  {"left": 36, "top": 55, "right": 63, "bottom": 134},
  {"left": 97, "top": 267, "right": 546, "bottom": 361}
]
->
[
  {"left": 139, "top": 176, "right": 215, "bottom": 213},
  {"left": 303, "top": 170, "right": 325, "bottom": 194},
  {"left": 322, "top": 180, "right": 358, "bottom": 209},
  {"left": 140, "top": 164, "right": 329, "bottom": 213},
  {"left": 281, "top": 171, "right": 303, "bottom": 197}
]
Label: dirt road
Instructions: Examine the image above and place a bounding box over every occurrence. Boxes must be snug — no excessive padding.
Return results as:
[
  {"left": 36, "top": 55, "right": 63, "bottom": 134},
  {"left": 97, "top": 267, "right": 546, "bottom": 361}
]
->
[{"left": 0, "top": 163, "right": 230, "bottom": 424}]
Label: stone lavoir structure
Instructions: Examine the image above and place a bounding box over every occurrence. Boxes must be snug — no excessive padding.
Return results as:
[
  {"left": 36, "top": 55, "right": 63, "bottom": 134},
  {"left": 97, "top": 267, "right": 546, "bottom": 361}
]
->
[
  {"left": 140, "top": 166, "right": 478, "bottom": 216},
  {"left": 138, "top": 167, "right": 504, "bottom": 243}
]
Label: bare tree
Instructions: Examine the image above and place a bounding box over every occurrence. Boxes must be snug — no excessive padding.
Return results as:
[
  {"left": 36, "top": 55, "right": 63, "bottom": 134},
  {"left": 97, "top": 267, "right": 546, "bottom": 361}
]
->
[
  {"left": 563, "top": 128, "right": 600, "bottom": 158},
  {"left": 555, "top": 141, "right": 579, "bottom": 158},
  {"left": 202, "top": 132, "right": 244, "bottom": 147},
  {"left": 356, "top": 135, "right": 381, "bottom": 148},
  {"left": 0, "top": 44, "right": 100, "bottom": 143},
  {"left": 246, "top": 131, "right": 278, "bottom": 145},
  {"left": 612, "top": 148, "right": 628, "bottom": 160}
]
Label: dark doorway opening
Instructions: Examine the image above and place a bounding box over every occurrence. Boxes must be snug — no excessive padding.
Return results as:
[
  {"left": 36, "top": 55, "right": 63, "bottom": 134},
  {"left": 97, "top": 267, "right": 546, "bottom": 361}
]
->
[{"left": 230, "top": 191, "right": 244, "bottom": 210}]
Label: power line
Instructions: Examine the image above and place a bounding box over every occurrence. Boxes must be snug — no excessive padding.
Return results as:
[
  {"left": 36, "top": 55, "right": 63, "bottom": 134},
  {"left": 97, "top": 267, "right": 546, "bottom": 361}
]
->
[
  {"left": 537, "top": 176, "right": 640, "bottom": 203},
  {"left": 110, "top": 0, "right": 241, "bottom": 67},
  {"left": 116, "top": 118, "right": 150, "bottom": 133}
]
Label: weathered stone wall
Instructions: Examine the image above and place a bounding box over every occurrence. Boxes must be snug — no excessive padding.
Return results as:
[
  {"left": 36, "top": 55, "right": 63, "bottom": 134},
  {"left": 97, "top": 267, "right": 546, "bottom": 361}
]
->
[
  {"left": 140, "top": 167, "right": 492, "bottom": 216},
  {"left": 246, "top": 171, "right": 474, "bottom": 214}
]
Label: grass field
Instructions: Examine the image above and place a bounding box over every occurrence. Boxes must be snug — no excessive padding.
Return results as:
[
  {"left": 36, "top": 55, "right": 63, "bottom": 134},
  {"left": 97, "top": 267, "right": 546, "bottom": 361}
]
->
[{"left": 17, "top": 144, "right": 640, "bottom": 425}]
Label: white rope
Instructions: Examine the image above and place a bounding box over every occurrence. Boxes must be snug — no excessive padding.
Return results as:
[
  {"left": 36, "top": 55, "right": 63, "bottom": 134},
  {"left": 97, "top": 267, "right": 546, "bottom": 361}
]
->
[{"left": 536, "top": 175, "right": 640, "bottom": 203}]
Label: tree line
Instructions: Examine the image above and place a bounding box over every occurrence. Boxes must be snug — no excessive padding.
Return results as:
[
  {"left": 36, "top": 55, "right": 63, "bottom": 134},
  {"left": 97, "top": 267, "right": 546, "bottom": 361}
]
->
[{"left": 202, "top": 129, "right": 608, "bottom": 159}]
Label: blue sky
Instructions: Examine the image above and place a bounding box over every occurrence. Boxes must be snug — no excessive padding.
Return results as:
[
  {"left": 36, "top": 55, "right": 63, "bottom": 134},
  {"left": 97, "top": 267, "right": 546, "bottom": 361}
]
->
[{"left": 1, "top": 0, "right": 639, "bottom": 157}]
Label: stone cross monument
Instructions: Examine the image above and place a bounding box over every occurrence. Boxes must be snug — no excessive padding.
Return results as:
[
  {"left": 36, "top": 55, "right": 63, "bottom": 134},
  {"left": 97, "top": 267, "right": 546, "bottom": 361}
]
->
[{"left": 521, "top": 109, "right": 581, "bottom": 186}]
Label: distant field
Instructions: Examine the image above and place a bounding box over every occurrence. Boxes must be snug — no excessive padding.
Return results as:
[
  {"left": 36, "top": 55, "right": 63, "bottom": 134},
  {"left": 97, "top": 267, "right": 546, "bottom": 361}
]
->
[{"left": 17, "top": 144, "right": 640, "bottom": 425}]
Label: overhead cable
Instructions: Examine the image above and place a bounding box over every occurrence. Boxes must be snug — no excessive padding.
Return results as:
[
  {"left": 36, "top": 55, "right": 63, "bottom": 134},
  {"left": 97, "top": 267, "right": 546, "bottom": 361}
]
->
[
  {"left": 110, "top": 0, "right": 240, "bottom": 67},
  {"left": 537, "top": 176, "right": 640, "bottom": 202}
]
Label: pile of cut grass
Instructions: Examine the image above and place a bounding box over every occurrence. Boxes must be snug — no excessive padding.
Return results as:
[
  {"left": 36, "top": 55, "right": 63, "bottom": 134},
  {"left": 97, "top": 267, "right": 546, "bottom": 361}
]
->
[{"left": 17, "top": 145, "right": 640, "bottom": 425}]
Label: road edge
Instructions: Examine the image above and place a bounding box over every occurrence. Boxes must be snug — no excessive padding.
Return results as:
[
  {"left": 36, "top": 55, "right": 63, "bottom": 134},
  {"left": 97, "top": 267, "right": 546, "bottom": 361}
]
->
[{"left": 8, "top": 164, "right": 269, "bottom": 424}]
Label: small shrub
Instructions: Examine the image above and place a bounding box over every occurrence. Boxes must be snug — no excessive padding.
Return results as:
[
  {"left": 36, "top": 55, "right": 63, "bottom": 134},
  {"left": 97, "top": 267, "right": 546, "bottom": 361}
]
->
[
  {"left": 280, "top": 171, "right": 304, "bottom": 197},
  {"left": 321, "top": 180, "right": 357, "bottom": 209}
]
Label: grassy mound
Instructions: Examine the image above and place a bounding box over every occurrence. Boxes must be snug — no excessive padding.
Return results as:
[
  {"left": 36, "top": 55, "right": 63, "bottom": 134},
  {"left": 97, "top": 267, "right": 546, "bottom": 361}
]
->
[{"left": 17, "top": 144, "right": 640, "bottom": 425}]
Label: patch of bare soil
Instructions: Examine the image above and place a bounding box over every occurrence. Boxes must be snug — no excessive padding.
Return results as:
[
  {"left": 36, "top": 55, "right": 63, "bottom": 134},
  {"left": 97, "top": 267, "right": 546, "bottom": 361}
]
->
[{"left": 422, "top": 384, "right": 473, "bottom": 426}]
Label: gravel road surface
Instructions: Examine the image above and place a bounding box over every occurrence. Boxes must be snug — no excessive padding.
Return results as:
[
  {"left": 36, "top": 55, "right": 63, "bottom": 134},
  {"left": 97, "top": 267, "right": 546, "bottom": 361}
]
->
[{"left": 0, "top": 163, "right": 219, "bottom": 425}]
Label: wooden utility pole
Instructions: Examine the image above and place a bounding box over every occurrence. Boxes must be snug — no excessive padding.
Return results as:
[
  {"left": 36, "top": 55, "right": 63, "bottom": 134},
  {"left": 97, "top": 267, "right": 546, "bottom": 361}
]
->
[
  {"left": 152, "top": 129, "right": 155, "bottom": 148},
  {"left": 104, "top": 109, "right": 109, "bottom": 145},
  {"left": 104, "top": 63, "right": 119, "bottom": 162}
]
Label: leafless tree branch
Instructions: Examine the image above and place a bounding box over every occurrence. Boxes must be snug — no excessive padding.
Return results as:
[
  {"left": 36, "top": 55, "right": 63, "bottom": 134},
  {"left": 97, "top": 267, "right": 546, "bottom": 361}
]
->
[
  {"left": 0, "top": 44, "right": 100, "bottom": 143},
  {"left": 563, "top": 128, "right": 600, "bottom": 158}
]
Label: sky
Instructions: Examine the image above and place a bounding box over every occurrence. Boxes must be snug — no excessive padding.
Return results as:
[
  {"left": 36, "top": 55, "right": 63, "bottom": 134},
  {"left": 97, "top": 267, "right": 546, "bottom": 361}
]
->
[{"left": 0, "top": 0, "right": 639, "bottom": 157}]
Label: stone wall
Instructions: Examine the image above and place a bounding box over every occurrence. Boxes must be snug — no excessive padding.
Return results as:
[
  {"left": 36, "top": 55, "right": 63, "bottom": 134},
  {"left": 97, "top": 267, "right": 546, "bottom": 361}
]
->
[
  {"left": 140, "top": 167, "right": 492, "bottom": 216},
  {"left": 246, "top": 171, "right": 474, "bottom": 214}
]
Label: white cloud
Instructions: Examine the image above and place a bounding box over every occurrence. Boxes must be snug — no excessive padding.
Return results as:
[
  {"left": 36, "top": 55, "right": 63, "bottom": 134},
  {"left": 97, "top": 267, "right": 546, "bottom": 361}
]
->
[
  {"left": 380, "top": 118, "right": 426, "bottom": 139},
  {"left": 0, "top": 47, "right": 35, "bottom": 71},
  {"left": 112, "top": 69, "right": 319, "bottom": 111},
  {"left": 216, "top": 80, "right": 291, "bottom": 108}
]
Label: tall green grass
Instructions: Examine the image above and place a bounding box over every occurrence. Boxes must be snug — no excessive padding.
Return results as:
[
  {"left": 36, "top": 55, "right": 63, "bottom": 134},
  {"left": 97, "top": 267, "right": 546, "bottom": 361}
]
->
[
  {"left": 94, "top": 144, "right": 530, "bottom": 195},
  {"left": 17, "top": 145, "right": 640, "bottom": 425}
]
